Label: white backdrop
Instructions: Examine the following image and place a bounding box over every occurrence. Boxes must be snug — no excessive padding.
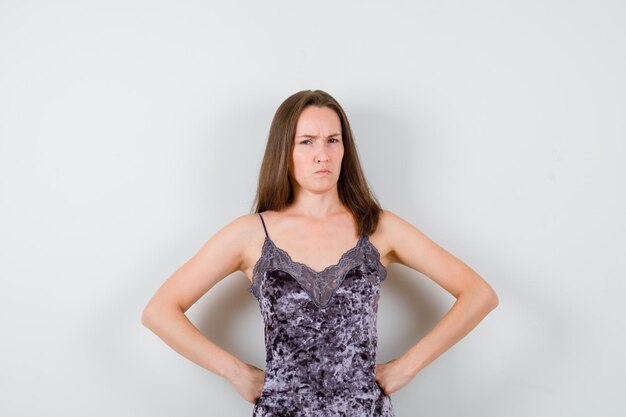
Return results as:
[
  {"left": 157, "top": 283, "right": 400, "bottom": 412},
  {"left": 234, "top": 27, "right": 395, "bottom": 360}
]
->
[{"left": 1, "top": 1, "right": 624, "bottom": 416}]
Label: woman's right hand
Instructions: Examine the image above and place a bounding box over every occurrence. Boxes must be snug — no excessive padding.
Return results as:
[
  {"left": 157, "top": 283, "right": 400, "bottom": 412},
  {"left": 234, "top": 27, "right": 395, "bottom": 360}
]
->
[{"left": 227, "top": 361, "right": 266, "bottom": 404}]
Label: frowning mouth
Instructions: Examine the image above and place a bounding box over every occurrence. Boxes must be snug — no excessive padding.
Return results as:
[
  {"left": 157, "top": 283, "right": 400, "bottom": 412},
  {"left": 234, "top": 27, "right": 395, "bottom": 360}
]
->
[{"left": 315, "top": 170, "right": 330, "bottom": 174}]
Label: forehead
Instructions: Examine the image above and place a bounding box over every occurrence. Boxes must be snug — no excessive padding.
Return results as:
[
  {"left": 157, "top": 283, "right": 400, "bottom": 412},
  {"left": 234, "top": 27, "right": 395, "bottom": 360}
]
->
[{"left": 295, "top": 106, "right": 342, "bottom": 134}]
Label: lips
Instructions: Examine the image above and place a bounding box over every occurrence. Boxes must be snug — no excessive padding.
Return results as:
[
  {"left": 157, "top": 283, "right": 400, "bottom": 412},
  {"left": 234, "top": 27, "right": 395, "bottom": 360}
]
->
[{"left": 315, "top": 170, "right": 330, "bottom": 174}]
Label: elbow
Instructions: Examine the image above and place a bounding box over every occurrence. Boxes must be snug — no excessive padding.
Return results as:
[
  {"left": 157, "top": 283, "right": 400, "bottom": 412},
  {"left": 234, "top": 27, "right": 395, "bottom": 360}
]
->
[
  {"left": 484, "top": 288, "right": 499, "bottom": 310},
  {"left": 469, "top": 284, "right": 499, "bottom": 311},
  {"left": 141, "top": 300, "right": 183, "bottom": 329},
  {"left": 141, "top": 303, "right": 160, "bottom": 329},
  {"left": 141, "top": 306, "right": 153, "bottom": 328},
  {"left": 474, "top": 275, "right": 499, "bottom": 310}
]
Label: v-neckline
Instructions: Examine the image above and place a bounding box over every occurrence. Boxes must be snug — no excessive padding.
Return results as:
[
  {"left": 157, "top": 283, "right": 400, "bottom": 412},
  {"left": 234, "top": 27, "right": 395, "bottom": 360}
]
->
[{"left": 264, "top": 234, "right": 366, "bottom": 275}]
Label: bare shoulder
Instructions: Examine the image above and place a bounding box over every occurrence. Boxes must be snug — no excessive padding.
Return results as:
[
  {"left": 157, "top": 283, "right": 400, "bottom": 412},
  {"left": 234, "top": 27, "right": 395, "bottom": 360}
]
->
[
  {"left": 377, "top": 208, "right": 413, "bottom": 237},
  {"left": 376, "top": 209, "right": 497, "bottom": 302},
  {"left": 142, "top": 212, "right": 262, "bottom": 315},
  {"left": 374, "top": 208, "right": 432, "bottom": 267},
  {"left": 208, "top": 212, "right": 259, "bottom": 249},
  {"left": 375, "top": 208, "right": 449, "bottom": 269},
  {"left": 232, "top": 212, "right": 267, "bottom": 282},
  {"left": 219, "top": 212, "right": 264, "bottom": 268},
  {"left": 188, "top": 212, "right": 263, "bottom": 284},
  {"left": 370, "top": 208, "right": 406, "bottom": 268},
  {"left": 186, "top": 211, "right": 260, "bottom": 278}
]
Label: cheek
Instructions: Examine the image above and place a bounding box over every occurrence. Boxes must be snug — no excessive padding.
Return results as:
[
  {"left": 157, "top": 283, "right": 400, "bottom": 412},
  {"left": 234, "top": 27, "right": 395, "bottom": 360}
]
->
[
  {"left": 334, "top": 146, "right": 344, "bottom": 161},
  {"left": 291, "top": 150, "right": 307, "bottom": 167},
  {"left": 289, "top": 153, "right": 302, "bottom": 177}
]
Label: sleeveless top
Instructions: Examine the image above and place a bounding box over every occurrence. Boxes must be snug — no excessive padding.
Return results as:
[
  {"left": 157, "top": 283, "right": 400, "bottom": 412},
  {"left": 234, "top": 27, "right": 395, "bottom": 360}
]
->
[{"left": 248, "top": 213, "right": 395, "bottom": 416}]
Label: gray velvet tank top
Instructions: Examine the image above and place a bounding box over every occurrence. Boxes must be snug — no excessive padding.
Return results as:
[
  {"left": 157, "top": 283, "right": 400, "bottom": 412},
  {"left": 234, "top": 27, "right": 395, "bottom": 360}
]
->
[{"left": 248, "top": 213, "right": 395, "bottom": 416}]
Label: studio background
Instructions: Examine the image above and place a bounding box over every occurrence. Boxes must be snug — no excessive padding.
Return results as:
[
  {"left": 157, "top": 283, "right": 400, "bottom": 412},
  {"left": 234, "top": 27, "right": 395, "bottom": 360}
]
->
[{"left": 1, "top": 1, "right": 624, "bottom": 416}]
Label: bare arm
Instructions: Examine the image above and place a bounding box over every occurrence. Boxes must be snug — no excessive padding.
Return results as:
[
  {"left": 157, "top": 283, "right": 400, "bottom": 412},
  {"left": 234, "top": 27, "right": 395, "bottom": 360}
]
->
[
  {"left": 375, "top": 210, "right": 499, "bottom": 394},
  {"left": 141, "top": 214, "right": 264, "bottom": 403}
]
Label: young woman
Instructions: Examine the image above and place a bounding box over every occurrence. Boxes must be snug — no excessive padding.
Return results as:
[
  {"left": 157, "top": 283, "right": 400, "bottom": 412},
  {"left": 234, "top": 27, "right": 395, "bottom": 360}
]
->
[{"left": 141, "top": 90, "right": 499, "bottom": 416}]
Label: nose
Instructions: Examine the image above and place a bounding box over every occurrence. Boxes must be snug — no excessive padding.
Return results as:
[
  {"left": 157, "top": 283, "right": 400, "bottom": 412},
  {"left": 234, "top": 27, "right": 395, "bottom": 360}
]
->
[
  {"left": 315, "top": 142, "right": 330, "bottom": 162},
  {"left": 316, "top": 152, "right": 329, "bottom": 163}
]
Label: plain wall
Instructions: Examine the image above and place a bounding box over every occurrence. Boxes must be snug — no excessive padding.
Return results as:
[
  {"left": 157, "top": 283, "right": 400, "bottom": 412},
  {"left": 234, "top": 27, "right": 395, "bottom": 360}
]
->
[{"left": 1, "top": 0, "right": 624, "bottom": 416}]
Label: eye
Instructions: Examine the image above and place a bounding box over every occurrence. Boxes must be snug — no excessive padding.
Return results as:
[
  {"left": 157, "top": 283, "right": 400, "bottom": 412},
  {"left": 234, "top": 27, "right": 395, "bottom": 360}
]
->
[
  {"left": 329, "top": 138, "right": 340, "bottom": 143},
  {"left": 299, "top": 139, "right": 312, "bottom": 145}
]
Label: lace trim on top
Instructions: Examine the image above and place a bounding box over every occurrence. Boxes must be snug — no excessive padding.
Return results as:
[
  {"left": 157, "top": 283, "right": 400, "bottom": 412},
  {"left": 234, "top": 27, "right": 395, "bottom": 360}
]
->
[{"left": 247, "top": 234, "right": 388, "bottom": 308}]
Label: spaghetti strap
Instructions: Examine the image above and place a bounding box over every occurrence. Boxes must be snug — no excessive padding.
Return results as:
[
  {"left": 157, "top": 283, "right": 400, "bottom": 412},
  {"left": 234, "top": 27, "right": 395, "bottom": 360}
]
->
[{"left": 257, "top": 213, "right": 270, "bottom": 240}]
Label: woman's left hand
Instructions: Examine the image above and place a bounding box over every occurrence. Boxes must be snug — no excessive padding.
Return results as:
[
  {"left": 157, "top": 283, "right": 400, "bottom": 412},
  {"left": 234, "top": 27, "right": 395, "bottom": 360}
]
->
[{"left": 374, "top": 357, "right": 415, "bottom": 395}]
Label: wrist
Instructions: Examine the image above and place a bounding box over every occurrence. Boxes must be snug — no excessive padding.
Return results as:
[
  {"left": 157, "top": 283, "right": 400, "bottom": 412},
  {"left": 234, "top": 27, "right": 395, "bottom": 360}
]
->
[
  {"left": 222, "top": 356, "right": 246, "bottom": 382},
  {"left": 399, "top": 351, "right": 421, "bottom": 377}
]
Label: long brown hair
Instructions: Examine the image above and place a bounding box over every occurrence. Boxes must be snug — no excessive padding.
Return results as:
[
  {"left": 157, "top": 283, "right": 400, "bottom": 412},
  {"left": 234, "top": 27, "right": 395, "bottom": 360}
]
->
[{"left": 251, "top": 89, "right": 383, "bottom": 236}]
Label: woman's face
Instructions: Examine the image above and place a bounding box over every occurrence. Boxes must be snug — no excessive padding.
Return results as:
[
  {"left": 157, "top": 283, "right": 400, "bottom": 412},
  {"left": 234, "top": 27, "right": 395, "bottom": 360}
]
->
[{"left": 290, "top": 105, "right": 344, "bottom": 193}]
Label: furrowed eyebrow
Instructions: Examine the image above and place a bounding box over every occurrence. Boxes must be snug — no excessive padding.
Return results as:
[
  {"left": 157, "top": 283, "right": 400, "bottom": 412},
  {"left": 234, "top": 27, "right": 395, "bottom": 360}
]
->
[{"left": 296, "top": 133, "right": 342, "bottom": 139}]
